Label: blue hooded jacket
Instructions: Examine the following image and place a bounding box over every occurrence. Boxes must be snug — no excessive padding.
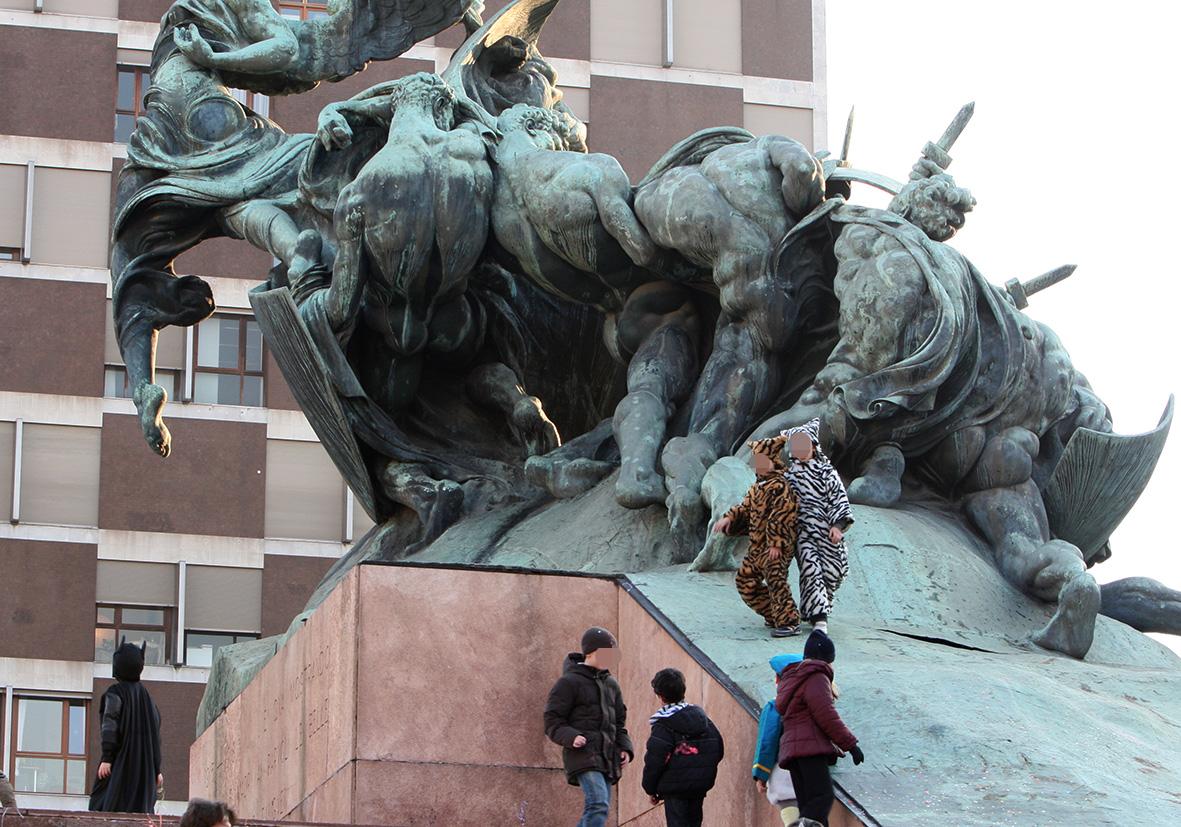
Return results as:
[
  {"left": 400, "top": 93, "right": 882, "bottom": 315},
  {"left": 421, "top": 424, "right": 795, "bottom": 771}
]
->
[{"left": 752, "top": 653, "right": 803, "bottom": 780}]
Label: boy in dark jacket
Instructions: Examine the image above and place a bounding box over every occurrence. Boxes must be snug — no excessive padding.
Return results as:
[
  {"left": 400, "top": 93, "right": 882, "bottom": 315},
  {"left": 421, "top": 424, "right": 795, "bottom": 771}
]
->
[
  {"left": 544, "top": 627, "right": 634, "bottom": 827},
  {"left": 89, "top": 641, "right": 163, "bottom": 813},
  {"left": 776, "top": 630, "right": 863, "bottom": 827},
  {"left": 641, "top": 668, "right": 725, "bottom": 827}
]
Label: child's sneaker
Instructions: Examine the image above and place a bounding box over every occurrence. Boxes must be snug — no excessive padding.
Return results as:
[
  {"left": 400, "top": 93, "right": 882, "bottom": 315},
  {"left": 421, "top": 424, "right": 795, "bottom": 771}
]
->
[{"left": 771, "top": 624, "right": 801, "bottom": 638}]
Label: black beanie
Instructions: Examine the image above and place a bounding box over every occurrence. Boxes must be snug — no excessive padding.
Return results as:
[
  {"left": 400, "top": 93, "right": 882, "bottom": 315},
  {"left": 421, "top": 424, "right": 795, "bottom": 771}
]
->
[
  {"left": 113, "top": 639, "right": 146, "bottom": 682},
  {"left": 581, "top": 627, "right": 617, "bottom": 655},
  {"left": 804, "top": 629, "right": 835, "bottom": 664}
]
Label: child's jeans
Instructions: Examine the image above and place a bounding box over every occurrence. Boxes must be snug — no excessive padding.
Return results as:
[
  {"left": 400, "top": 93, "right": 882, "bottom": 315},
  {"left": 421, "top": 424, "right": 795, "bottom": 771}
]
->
[{"left": 577, "top": 770, "right": 611, "bottom": 827}]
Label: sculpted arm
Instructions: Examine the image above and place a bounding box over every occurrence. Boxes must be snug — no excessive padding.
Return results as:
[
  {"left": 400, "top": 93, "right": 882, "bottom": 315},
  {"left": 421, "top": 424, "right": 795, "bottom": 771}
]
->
[{"left": 174, "top": 1, "right": 298, "bottom": 74}]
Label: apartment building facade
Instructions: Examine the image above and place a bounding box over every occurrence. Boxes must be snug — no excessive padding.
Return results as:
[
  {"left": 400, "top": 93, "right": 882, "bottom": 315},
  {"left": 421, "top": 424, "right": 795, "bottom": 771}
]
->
[{"left": 0, "top": 0, "right": 825, "bottom": 812}]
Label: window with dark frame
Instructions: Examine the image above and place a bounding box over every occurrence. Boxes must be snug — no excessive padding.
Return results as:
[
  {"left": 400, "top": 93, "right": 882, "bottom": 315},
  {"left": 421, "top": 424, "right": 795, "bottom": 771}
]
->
[
  {"left": 276, "top": 1, "right": 330, "bottom": 20},
  {"left": 10, "top": 697, "right": 88, "bottom": 795},
  {"left": 94, "top": 605, "right": 172, "bottom": 667},
  {"left": 184, "top": 631, "right": 260, "bottom": 668},
  {"left": 115, "top": 66, "right": 151, "bottom": 144},
  {"left": 192, "top": 315, "right": 266, "bottom": 407},
  {"left": 0, "top": 247, "right": 20, "bottom": 261}
]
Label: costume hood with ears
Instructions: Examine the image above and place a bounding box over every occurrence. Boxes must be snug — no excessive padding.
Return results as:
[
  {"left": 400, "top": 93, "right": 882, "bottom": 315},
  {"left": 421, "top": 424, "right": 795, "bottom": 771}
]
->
[
  {"left": 748, "top": 434, "right": 789, "bottom": 472},
  {"left": 112, "top": 639, "right": 146, "bottom": 682},
  {"left": 782, "top": 418, "right": 832, "bottom": 462}
]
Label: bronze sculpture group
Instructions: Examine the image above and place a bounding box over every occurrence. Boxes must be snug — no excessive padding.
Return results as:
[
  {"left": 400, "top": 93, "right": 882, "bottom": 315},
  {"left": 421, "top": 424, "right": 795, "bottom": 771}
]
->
[{"left": 111, "top": 0, "right": 1175, "bottom": 658}]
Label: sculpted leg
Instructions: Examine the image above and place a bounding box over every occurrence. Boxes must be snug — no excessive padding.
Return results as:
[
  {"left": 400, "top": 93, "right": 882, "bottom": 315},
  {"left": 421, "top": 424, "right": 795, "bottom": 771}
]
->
[
  {"left": 378, "top": 461, "right": 464, "bottom": 548},
  {"left": 466, "top": 362, "right": 560, "bottom": 457},
  {"left": 612, "top": 285, "right": 700, "bottom": 509},
  {"left": 963, "top": 429, "right": 1100, "bottom": 658},
  {"left": 524, "top": 419, "right": 617, "bottom": 499}
]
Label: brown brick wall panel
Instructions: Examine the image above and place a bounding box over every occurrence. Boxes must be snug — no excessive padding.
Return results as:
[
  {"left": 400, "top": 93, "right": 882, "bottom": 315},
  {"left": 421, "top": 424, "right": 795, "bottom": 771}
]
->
[
  {"left": 0, "top": 279, "right": 106, "bottom": 397},
  {"left": 0, "top": 538, "right": 97, "bottom": 662},
  {"left": 118, "top": 0, "right": 172, "bottom": 23},
  {"left": 99, "top": 414, "right": 267, "bottom": 538},
  {"left": 0, "top": 27, "right": 118, "bottom": 143},
  {"left": 434, "top": 0, "right": 590, "bottom": 60},
  {"left": 173, "top": 237, "right": 275, "bottom": 283},
  {"left": 268, "top": 57, "right": 436, "bottom": 135},
  {"left": 741, "top": 0, "right": 813, "bottom": 81},
  {"left": 588, "top": 75, "right": 745, "bottom": 181},
  {"left": 89, "top": 677, "right": 206, "bottom": 801},
  {"left": 264, "top": 351, "right": 300, "bottom": 411},
  {"left": 260, "top": 554, "right": 336, "bottom": 637}
]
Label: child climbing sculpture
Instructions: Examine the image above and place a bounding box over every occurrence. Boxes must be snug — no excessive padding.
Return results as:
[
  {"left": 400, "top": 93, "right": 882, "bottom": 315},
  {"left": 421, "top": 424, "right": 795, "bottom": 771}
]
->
[
  {"left": 713, "top": 435, "right": 802, "bottom": 637},
  {"left": 782, "top": 420, "right": 853, "bottom": 633}
]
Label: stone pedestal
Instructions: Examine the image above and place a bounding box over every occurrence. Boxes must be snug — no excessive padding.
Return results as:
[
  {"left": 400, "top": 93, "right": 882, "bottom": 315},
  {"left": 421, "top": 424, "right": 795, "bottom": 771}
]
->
[{"left": 190, "top": 563, "right": 862, "bottom": 826}]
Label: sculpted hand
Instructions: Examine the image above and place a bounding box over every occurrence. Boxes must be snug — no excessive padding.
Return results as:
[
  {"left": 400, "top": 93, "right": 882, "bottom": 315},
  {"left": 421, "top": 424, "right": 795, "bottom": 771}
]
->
[
  {"left": 175, "top": 25, "right": 216, "bottom": 66},
  {"left": 317, "top": 109, "right": 353, "bottom": 151},
  {"left": 829, "top": 526, "right": 844, "bottom": 544},
  {"left": 712, "top": 517, "right": 731, "bottom": 534},
  {"left": 756, "top": 779, "right": 767, "bottom": 794},
  {"left": 97, "top": 762, "right": 111, "bottom": 780},
  {"left": 571, "top": 735, "right": 587, "bottom": 749},
  {"left": 768, "top": 546, "right": 782, "bottom": 561}
]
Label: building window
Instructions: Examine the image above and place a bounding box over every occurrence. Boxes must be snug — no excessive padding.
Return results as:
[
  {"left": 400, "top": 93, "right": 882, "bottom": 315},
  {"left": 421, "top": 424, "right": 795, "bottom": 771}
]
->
[
  {"left": 95, "top": 605, "right": 171, "bottom": 667},
  {"left": 116, "top": 66, "right": 151, "bottom": 144},
  {"left": 0, "top": 247, "right": 20, "bottom": 261},
  {"left": 276, "top": 1, "right": 329, "bottom": 20},
  {"left": 104, "top": 366, "right": 179, "bottom": 401},
  {"left": 185, "top": 631, "right": 259, "bottom": 668},
  {"left": 229, "top": 87, "right": 271, "bottom": 118},
  {"left": 192, "top": 315, "right": 265, "bottom": 406},
  {"left": 11, "top": 698, "right": 88, "bottom": 795}
]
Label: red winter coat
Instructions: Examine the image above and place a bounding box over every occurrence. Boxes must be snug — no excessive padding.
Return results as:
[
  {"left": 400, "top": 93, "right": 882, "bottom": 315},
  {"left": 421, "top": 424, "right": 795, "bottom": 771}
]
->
[{"left": 775, "top": 659, "right": 857, "bottom": 764}]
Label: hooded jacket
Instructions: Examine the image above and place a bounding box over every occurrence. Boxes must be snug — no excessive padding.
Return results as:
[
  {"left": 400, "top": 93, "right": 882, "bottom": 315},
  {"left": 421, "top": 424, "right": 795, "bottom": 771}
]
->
[
  {"left": 775, "top": 659, "right": 857, "bottom": 764},
  {"left": 543, "top": 653, "right": 635, "bottom": 785},
  {"left": 722, "top": 434, "right": 799, "bottom": 554},
  {"left": 782, "top": 419, "right": 854, "bottom": 532},
  {"left": 641, "top": 704, "right": 725, "bottom": 798},
  {"left": 89, "top": 642, "right": 162, "bottom": 813}
]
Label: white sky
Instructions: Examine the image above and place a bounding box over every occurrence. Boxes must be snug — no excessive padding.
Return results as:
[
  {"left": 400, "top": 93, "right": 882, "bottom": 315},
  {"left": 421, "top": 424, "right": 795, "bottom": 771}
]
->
[{"left": 824, "top": 1, "right": 1181, "bottom": 653}]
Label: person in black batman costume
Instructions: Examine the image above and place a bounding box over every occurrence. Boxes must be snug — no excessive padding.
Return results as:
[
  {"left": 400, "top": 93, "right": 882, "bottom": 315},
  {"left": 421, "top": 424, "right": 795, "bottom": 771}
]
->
[{"left": 89, "top": 640, "right": 163, "bottom": 813}]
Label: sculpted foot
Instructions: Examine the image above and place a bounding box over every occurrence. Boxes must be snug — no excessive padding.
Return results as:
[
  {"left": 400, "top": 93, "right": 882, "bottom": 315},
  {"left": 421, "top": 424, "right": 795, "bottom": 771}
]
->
[
  {"left": 615, "top": 466, "right": 666, "bottom": 509},
  {"left": 511, "top": 395, "right": 561, "bottom": 456},
  {"left": 133, "top": 381, "right": 171, "bottom": 458},
  {"left": 666, "top": 486, "right": 706, "bottom": 552},
  {"left": 1032, "top": 571, "right": 1101, "bottom": 658},
  {"left": 525, "top": 456, "right": 614, "bottom": 499},
  {"left": 848, "top": 443, "right": 904, "bottom": 507}
]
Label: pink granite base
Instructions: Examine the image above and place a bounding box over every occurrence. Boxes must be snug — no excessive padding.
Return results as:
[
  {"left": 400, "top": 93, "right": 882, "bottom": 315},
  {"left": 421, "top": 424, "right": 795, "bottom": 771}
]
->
[{"left": 191, "top": 564, "right": 863, "bottom": 826}]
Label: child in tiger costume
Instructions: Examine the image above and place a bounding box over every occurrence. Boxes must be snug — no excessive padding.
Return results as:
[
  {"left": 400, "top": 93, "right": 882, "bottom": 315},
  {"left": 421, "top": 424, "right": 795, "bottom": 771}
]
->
[{"left": 713, "top": 435, "right": 802, "bottom": 637}]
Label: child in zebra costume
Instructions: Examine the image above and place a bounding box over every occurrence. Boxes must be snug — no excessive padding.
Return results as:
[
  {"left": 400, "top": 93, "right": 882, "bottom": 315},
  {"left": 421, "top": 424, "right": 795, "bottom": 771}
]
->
[
  {"left": 714, "top": 434, "right": 802, "bottom": 637},
  {"left": 782, "top": 419, "right": 853, "bottom": 633}
]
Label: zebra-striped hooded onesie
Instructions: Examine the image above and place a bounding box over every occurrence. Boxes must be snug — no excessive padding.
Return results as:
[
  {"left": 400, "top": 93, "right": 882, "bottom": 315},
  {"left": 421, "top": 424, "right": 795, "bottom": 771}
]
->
[{"left": 782, "top": 419, "right": 853, "bottom": 621}]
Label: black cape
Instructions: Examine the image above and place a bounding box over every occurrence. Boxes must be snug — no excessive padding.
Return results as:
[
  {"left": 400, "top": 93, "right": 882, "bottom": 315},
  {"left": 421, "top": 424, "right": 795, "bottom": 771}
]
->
[{"left": 88, "top": 681, "right": 162, "bottom": 813}]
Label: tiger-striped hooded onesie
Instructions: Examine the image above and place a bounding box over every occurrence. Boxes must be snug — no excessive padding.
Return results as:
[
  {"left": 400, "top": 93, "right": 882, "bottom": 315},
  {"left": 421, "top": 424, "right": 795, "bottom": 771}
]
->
[
  {"left": 721, "top": 435, "right": 801, "bottom": 628},
  {"left": 782, "top": 419, "right": 853, "bottom": 622}
]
